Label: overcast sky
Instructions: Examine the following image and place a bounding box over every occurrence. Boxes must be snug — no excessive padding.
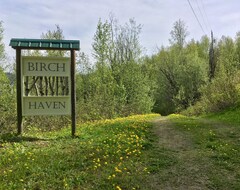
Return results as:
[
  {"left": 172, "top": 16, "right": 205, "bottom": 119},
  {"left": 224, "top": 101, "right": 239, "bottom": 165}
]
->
[{"left": 1, "top": 0, "right": 240, "bottom": 61}]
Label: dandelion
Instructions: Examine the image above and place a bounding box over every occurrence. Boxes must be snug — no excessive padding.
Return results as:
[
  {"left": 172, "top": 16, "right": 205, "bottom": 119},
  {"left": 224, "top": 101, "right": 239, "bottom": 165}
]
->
[{"left": 116, "top": 185, "right": 122, "bottom": 190}]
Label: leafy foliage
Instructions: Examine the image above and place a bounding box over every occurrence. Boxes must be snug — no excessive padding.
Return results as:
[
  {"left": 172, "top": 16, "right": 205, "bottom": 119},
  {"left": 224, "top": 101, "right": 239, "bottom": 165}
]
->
[
  {"left": 169, "top": 19, "right": 189, "bottom": 48},
  {"left": 76, "top": 17, "right": 153, "bottom": 121},
  {"left": 0, "top": 21, "right": 6, "bottom": 63},
  {"left": 185, "top": 34, "right": 240, "bottom": 115},
  {"left": 1, "top": 16, "right": 240, "bottom": 132},
  {"left": 147, "top": 33, "right": 208, "bottom": 114},
  {"left": 0, "top": 67, "right": 16, "bottom": 133},
  {"left": 0, "top": 21, "right": 16, "bottom": 134}
]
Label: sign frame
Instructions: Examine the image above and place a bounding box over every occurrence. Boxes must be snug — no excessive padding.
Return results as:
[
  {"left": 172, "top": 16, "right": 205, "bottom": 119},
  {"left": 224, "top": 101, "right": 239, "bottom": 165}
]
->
[{"left": 10, "top": 39, "right": 80, "bottom": 136}]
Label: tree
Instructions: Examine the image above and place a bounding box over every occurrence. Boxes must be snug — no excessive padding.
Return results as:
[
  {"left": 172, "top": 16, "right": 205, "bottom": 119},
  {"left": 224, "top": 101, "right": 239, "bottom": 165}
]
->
[
  {"left": 81, "top": 16, "right": 153, "bottom": 120},
  {"left": 236, "top": 32, "right": 240, "bottom": 64},
  {"left": 41, "top": 24, "right": 66, "bottom": 57},
  {"left": 0, "top": 21, "right": 6, "bottom": 67},
  {"left": 150, "top": 20, "right": 209, "bottom": 114},
  {"left": 92, "top": 19, "right": 111, "bottom": 65},
  {"left": 0, "top": 22, "right": 16, "bottom": 133},
  {"left": 216, "top": 35, "right": 238, "bottom": 76},
  {"left": 184, "top": 33, "right": 240, "bottom": 114},
  {"left": 169, "top": 19, "right": 189, "bottom": 49}
]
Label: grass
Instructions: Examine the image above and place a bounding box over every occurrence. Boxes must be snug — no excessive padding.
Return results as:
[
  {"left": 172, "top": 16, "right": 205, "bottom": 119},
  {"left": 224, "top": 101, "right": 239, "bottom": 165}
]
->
[
  {"left": 0, "top": 114, "right": 160, "bottom": 190},
  {"left": 205, "top": 106, "right": 240, "bottom": 126},
  {"left": 1, "top": 112, "right": 239, "bottom": 189},
  {"left": 166, "top": 114, "right": 240, "bottom": 189}
]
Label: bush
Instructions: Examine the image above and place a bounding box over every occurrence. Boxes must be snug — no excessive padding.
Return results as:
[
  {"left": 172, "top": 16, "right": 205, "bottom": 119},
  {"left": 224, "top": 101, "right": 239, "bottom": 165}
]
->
[
  {"left": 184, "top": 70, "right": 240, "bottom": 115},
  {"left": 0, "top": 68, "right": 16, "bottom": 134},
  {"left": 202, "top": 73, "right": 239, "bottom": 112}
]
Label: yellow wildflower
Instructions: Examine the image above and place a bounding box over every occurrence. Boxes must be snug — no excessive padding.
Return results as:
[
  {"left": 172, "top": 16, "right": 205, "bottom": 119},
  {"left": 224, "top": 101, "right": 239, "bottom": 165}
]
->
[{"left": 116, "top": 185, "right": 122, "bottom": 190}]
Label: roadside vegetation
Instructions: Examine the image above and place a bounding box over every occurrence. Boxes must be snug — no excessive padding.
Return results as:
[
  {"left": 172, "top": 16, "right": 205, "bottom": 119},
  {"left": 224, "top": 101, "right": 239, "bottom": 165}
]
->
[
  {"left": 1, "top": 16, "right": 240, "bottom": 132},
  {"left": 0, "top": 15, "right": 240, "bottom": 190},
  {"left": 1, "top": 112, "right": 239, "bottom": 189}
]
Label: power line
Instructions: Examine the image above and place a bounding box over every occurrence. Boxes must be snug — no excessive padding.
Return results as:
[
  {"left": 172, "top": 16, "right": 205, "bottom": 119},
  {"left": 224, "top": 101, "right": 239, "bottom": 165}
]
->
[
  {"left": 187, "top": 0, "right": 206, "bottom": 35},
  {"left": 200, "top": 0, "right": 212, "bottom": 31},
  {"left": 195, "top": 0, "right": 209, "bottom": 32}
]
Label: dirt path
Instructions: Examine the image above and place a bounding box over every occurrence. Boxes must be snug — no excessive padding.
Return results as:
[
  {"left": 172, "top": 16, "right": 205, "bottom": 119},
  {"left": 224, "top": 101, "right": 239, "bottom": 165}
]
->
[
  {"left": 153, "top": 117, "right": 192, "bottom": 150},
  {"left": 150, "top": 117, "right": 212, "bottom": 190}
]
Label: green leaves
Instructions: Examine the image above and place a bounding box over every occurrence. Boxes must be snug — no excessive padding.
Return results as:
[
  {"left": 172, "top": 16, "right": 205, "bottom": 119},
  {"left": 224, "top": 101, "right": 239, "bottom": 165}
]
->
[{"left": 75, "top": 17, "right": 153, "bottom": 121}]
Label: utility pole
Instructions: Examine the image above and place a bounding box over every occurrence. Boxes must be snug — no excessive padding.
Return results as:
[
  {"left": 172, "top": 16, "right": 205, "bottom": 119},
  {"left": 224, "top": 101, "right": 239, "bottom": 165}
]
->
[{"left": 209, "top": 30, "right": 215, "bottom": 81}]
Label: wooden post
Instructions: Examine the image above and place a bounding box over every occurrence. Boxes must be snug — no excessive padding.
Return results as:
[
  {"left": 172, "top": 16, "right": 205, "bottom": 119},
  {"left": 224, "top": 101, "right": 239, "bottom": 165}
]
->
[
  {"left": 16, "top": 48, "right": 23, "bottom": 135},
  {"left": 71, "top": 50, "right": 76, "bottom": 136}
]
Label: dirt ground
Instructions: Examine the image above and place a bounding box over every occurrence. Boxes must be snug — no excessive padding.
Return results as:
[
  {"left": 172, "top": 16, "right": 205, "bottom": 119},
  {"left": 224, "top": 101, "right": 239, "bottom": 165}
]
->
[{"left": 150, "top": 117, "right": 213, "bottom": 190}]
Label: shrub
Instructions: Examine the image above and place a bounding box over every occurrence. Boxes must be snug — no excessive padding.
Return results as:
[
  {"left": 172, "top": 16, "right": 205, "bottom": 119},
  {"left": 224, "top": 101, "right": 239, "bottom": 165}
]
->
[
  {"left": 184, "top": 70, "right": 240, "bottom": 115},
  {"left": 0, "top": 68, "right": 16, "bottom": 134}
]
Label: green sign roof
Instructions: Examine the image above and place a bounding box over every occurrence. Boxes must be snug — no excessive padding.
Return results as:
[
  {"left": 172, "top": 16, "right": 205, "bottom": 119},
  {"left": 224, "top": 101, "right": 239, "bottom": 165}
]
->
[{"left": 9, "top": 38, "right": 80, "bottom": 50}]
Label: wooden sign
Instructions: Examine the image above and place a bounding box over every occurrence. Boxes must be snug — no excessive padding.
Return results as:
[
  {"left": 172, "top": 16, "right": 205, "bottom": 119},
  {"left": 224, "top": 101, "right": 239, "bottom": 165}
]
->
[
  {"left": 10, "top": 39, "right": 80, "bottom": 136},
  {"left": 21, "top": 56, "right": 71, "bottom": 116}
]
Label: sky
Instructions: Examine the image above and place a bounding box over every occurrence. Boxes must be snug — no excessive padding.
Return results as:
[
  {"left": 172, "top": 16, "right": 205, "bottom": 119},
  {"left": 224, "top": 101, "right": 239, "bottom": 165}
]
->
[{"left": 0, "top": 0, "right": 240, "bottom": 62}]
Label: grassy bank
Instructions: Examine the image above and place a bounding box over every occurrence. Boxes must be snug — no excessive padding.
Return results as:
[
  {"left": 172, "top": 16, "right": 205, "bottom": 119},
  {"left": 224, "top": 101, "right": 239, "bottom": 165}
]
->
[
  {"left": 205, "top": 106, "right": 240, "bottom": 126},
  {"left": 0, "top": 114, "right": 159, "bottom": 190},
  {"left": 1, "top": 112, "right": 239, "bottom": 189}
]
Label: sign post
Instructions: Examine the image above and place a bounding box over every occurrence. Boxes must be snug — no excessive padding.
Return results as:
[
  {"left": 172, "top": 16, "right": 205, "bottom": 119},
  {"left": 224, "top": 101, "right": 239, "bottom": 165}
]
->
[
  {"left": 16, "top": 48, "right": 22, "bottom": 135},
  {"left": 71, "top": 50, "right": 76, "bottom": 136},
  {"left": 10, "top": 39, "right": 80, "bottom": 136}
]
